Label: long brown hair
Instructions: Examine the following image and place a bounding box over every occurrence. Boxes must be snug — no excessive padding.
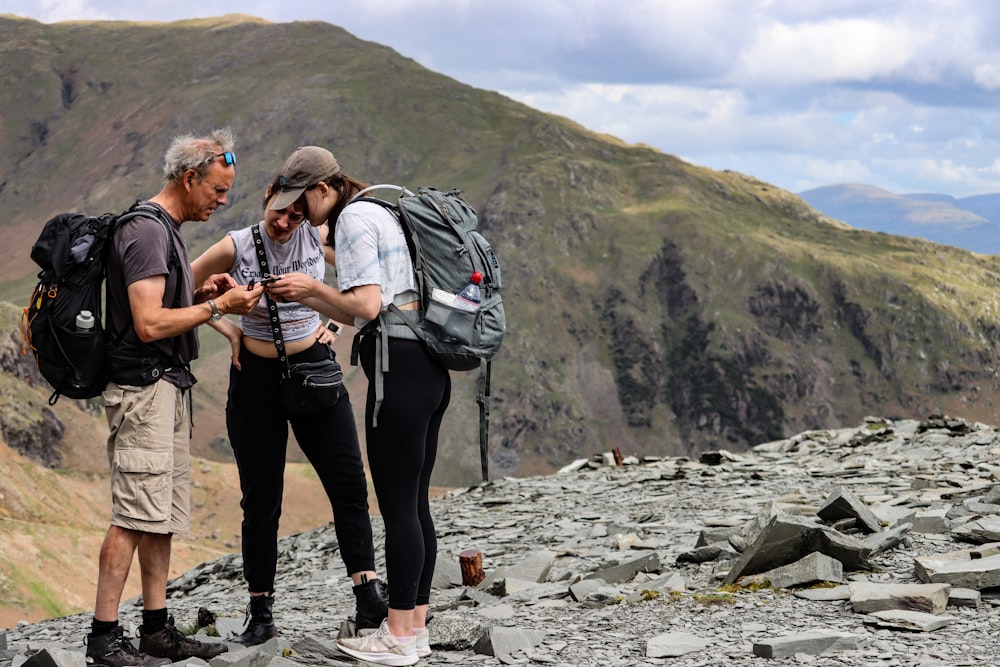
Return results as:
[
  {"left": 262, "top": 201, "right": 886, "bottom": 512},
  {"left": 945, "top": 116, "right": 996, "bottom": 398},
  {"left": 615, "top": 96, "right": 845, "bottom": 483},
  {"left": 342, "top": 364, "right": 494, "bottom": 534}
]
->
[{"left": 262, "top": 175, "right": 282, "bottom": 210}]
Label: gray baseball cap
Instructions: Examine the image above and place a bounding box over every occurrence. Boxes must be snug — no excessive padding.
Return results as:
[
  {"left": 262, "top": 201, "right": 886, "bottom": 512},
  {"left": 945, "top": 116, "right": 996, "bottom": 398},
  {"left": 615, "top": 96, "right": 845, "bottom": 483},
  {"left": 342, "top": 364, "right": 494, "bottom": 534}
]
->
[{"left": 270, "top": 146, "right": 341, "bottom": 211}]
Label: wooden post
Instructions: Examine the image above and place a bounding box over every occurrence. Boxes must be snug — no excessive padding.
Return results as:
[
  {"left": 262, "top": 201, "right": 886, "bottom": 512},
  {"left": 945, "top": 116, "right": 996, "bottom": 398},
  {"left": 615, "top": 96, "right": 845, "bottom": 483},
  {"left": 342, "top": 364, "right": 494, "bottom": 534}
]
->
[
  {"left": 459, "top": 548, "right": 486, "bottom": 586},
  {"left": 612, "top": 447, "right": 624, "bottom": 466}
]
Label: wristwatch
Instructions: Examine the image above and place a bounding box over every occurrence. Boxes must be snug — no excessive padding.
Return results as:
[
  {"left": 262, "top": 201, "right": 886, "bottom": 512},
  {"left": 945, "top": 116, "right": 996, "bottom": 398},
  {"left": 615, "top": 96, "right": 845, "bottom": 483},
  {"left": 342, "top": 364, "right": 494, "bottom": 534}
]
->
[{"left": 207, "top": 299, "right": 222, "bottom": 323}]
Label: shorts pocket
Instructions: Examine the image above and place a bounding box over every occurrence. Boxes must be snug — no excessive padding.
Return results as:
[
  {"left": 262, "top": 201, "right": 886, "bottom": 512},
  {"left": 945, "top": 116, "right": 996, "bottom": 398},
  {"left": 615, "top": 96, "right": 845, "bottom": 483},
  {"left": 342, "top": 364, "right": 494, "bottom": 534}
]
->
[
  {"left": 101, "top": 386, "right": 125, "bottom": 408},
  {"left": 112, "top": 448, "right": 172, "bottom": 522}
]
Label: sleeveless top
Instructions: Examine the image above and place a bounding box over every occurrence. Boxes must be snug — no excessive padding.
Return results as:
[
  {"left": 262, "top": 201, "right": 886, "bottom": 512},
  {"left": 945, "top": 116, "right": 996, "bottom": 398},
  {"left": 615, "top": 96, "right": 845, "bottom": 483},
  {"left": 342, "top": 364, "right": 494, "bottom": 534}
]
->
[{"left": 226, "top": 221, "right": 323, "bottom": 343}]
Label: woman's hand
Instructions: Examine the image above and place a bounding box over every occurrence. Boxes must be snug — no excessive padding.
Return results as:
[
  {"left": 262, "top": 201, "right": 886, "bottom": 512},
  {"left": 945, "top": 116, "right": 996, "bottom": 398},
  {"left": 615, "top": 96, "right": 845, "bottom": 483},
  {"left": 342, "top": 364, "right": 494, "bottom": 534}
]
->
[
  {"left": 208, "top": 317, "right": 245, "bottom": 370},
  {"left": 208, "top": 317, "right": 243, "bottom": 370},
  {"left": 265, "top": 273, "right": 319, "bottom": 303},
  {"left": 314, "top": 320, "right": 339, "bottom": 346},
  {"left": 225, "top": 327, "right": 244, "bottom": 370}
]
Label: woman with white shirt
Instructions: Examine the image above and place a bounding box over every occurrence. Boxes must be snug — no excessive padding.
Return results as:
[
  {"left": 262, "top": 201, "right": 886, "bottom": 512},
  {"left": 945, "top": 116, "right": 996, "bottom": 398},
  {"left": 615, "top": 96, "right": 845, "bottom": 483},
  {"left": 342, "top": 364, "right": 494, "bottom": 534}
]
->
[{"left": 263, "top": 146, "right": 448, "bottom": 666}]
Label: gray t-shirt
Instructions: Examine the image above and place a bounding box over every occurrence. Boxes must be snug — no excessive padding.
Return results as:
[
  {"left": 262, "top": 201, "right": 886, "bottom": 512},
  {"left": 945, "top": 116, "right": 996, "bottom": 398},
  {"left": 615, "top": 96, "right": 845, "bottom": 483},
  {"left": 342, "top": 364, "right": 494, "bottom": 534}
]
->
[
  {"left": 226, "top": 221, "right": 323, "bottom": 343},
  {"left": 105, "top": 202, "right": 197, "bottom": 388}
]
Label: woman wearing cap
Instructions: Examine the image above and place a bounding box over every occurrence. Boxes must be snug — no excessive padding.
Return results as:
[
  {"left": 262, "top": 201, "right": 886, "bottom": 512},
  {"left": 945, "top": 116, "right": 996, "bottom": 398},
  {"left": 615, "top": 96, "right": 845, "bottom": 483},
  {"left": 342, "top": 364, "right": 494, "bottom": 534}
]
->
[
  {"left": 264, "top": 146, "right": 447, "bottom": 666},
  {"left": 191, "top": 175, "right": 388, "bottom": 646}
]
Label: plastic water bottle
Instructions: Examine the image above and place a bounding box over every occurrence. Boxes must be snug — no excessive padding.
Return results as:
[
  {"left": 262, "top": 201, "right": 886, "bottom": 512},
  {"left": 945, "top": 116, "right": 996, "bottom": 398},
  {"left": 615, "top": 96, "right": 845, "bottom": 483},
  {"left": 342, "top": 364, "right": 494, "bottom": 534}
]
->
[
  {"left": 453, "top": 271, "right": 482, "bottom": 312},
  {"left": 75, "top": 310, "right": 95, "bottom": 333}
]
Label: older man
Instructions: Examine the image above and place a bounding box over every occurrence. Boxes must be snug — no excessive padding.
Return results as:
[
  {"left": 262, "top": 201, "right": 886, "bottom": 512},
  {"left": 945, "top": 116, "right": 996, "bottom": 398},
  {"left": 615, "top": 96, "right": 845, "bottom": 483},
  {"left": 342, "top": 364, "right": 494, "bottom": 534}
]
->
[{"left": 85, "top": 128, "right": 265, "bottom": 667}]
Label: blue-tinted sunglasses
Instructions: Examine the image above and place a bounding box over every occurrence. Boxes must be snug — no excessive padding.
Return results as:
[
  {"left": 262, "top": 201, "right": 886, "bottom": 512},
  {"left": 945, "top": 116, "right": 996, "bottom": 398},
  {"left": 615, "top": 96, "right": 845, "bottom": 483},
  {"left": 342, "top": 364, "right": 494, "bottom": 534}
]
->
[{"left": 200, "top": 151, "right": 236, "bottom": 169}]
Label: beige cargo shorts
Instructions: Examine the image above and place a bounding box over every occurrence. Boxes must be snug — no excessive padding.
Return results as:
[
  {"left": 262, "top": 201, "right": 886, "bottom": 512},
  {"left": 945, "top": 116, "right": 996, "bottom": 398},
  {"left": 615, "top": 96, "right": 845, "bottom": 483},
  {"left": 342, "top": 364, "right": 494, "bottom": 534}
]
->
[{"left": 102, "top": 380, "right": 191, "bottom": 535}]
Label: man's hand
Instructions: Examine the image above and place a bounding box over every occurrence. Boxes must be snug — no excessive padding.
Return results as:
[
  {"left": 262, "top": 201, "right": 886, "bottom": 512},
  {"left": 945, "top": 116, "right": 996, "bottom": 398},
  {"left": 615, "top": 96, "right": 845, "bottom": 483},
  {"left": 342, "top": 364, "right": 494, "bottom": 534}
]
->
[
  {"left": 195, "top": 273, "right": 238, "bottom": 302},
  {"left": 219, "top": 283, "right": 265, "bottom": 316}
]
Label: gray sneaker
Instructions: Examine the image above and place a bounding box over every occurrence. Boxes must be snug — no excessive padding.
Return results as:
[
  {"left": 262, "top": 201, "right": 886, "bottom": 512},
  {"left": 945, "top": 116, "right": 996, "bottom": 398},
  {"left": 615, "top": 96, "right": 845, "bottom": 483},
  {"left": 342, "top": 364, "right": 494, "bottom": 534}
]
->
[
  {"left": 336, "top": 619, "right": 418, "bottom": 666},
  {"left": 85, "top": 626, "right": 171, "bottom": 667}
]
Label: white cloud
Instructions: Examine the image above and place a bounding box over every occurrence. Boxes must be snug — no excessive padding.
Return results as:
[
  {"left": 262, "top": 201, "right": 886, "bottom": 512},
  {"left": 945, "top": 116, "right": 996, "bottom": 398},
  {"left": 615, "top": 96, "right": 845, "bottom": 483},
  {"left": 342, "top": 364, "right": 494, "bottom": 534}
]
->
[
  {"left": 11, "top": 0, "right": 1000, "bottom": 196},
  {"left": 973, "top": 63, "right": 1000, "bottom": 90},
  {"left": 738, "top": 18, "right": 922, "bottom": 86}
]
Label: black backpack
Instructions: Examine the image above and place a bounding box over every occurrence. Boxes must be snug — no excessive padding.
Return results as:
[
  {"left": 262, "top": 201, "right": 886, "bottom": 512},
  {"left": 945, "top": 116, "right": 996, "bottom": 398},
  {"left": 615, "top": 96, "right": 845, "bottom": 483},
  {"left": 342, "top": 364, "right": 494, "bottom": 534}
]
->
[
  {"left": 20, "top": 202, "right": 177, "bottom": 405},
  {"left": 348, "top": 186, "right": 505, "bottom": 480}
]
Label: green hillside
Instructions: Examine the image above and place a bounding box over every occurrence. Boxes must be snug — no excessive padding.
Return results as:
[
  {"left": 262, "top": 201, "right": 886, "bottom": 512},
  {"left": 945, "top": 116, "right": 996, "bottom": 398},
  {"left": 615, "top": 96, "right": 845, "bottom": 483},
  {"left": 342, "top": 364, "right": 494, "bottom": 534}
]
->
[{"left": 3, "top": 15, "right": 1000, "bottom": 485}]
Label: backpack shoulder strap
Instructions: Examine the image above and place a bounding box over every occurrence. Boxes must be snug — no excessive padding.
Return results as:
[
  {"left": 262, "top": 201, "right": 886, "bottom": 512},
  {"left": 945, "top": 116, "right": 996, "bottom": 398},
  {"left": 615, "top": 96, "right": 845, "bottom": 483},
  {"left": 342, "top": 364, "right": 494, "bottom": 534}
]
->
[
  {"left": 108, "top": 203, "right": 184, "bottom": 357},
  {"left": 348, "top": 184, "right": 414, "bottom": 203},
  {"left": 119, "top": 202, "right": 179, "bottom": 270}
]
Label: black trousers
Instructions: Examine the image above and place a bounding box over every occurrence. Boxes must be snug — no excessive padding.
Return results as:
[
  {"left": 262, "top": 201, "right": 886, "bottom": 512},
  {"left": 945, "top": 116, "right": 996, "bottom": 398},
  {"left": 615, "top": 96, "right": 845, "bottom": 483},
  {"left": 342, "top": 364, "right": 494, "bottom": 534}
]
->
[
  {"left": 360, "top": 336, "right": 451, "bottom": 610},
  {"left": 226, "top": 342, "right": 376, "bottom": 593}
]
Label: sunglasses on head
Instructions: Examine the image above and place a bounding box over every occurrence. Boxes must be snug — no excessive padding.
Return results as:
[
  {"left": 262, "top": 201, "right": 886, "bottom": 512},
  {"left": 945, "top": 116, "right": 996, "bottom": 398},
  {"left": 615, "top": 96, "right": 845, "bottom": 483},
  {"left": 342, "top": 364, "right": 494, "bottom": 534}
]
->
[{"left": 201, "top": 151, "right": 236, "bottom": 168}]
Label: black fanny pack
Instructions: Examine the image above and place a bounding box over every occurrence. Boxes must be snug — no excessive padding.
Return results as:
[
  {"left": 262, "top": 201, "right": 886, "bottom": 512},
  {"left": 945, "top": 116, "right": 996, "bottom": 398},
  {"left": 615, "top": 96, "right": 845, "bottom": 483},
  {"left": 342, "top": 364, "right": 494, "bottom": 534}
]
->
[{"left": 280, "top": 355, "right": 344, "bottom": 415}]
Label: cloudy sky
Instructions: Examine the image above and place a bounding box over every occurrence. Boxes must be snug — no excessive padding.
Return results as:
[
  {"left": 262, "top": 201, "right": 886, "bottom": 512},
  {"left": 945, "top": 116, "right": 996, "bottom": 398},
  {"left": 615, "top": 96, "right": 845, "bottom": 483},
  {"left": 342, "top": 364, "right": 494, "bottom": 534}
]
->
[{"left": 13, "top": 1, "right": 1000, "bottom": 198}]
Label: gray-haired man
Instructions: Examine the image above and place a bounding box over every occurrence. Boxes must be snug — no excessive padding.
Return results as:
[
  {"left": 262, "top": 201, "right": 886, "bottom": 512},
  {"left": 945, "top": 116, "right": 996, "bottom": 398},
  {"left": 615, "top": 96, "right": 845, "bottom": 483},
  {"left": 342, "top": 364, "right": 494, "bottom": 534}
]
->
[{"left": 85, "top": 128, "right": 264, "bottom": 667}]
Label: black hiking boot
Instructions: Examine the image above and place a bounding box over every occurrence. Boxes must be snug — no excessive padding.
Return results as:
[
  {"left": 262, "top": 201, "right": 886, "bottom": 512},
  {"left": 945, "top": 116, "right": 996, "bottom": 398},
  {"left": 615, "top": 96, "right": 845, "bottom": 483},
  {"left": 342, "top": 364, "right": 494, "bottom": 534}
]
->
[
  {"left": 85, "top": 626, "right": 172, "bottom": 667},
  {"left": 138, "top": 615, "right": 228, "bottom": 661},
  {"left": 353, "top": 578, "right": 389, "bottom": 630},
  {"left": 232, "top": 594, "right": 279, "bottom": 646}
]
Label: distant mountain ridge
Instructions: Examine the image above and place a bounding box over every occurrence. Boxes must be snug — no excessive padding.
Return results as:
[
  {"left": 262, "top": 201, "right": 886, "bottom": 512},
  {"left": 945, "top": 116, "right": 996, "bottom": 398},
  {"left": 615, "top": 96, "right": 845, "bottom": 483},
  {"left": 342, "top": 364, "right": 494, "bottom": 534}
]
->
[{"left": 799, "top": 183, "right": 1000, "bottom": 255}]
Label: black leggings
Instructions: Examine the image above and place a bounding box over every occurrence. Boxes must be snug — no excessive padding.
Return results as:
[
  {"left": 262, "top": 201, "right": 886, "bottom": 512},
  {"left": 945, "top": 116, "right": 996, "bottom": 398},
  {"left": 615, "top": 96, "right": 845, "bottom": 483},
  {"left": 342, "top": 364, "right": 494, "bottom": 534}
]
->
[
  {"left": 360, "top": 336, "right": 450, "bottom": 610},
  {"left": 226, "top": 342, "right": 375, "bottom": 593}
]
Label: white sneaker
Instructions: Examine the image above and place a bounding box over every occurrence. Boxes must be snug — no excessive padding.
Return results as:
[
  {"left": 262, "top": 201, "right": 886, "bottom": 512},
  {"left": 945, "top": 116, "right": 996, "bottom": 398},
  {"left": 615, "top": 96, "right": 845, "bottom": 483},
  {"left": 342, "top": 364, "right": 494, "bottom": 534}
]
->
[
  {"left": 336, "top": 619, "right": 418, "bottom": 666},
  {"left": 360, "top": 624, "right": 430, "bottom": 657},
  {"left": 414, "top": 627, "right": 431, "bottom": 658}
]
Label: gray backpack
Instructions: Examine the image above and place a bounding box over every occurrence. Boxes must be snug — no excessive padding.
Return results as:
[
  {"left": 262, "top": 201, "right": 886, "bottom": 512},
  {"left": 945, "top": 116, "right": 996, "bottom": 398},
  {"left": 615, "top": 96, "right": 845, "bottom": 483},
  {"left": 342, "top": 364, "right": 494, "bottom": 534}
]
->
[{"left": 349, "top": 186, "right": 505, "bottom": 480}]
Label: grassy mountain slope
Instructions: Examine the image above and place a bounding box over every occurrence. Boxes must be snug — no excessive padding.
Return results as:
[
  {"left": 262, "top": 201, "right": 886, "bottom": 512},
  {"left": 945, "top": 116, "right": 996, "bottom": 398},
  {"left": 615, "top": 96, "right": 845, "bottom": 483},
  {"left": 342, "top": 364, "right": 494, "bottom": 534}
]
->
[{"left": 3, "top": 15, "right": 1000, "bottom": 485}]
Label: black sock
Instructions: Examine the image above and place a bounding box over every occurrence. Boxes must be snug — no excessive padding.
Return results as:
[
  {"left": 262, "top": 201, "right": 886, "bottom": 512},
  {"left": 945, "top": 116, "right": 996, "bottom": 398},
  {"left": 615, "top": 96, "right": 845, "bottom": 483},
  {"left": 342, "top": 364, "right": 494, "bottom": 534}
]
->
[
  {"left": 90, "top": 618, "right": 118, "bottom": 639},
  {"left": 142, "top": 608, "right": 168, "bottom": 635}
]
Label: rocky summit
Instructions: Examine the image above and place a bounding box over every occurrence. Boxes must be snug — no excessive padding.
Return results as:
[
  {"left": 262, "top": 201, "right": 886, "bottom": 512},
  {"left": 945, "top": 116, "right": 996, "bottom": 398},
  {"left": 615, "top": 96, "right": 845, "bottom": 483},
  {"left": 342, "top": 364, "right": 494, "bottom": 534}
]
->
[{"left": 5, "top": 415, "right": 1000, "bottom": 666}]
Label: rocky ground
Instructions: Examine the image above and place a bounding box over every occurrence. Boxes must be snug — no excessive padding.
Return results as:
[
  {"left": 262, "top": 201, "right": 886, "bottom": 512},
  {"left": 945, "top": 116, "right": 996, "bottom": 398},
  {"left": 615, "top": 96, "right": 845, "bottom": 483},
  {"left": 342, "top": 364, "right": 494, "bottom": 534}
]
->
[{"left": 4, "top": 415, "right": 1000, "bottom": 666}]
